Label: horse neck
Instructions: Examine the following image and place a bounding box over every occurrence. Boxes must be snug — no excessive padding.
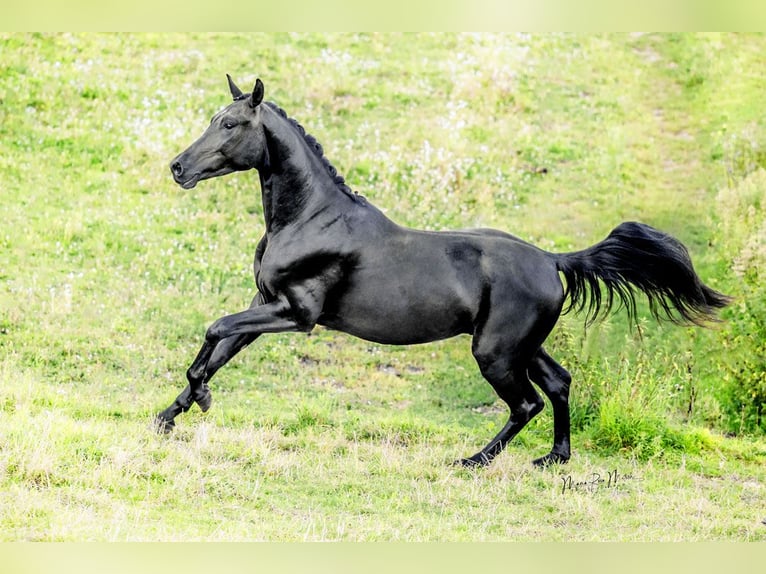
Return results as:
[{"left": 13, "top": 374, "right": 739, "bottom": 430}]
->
[{"left": 258, "top": 105, "right": 345, "bottom": 233}]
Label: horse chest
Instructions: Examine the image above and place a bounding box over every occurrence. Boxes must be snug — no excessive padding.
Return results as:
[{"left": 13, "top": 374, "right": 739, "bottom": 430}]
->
[{"left": 255, "top": 251, "right": 283, "bottom": 295}]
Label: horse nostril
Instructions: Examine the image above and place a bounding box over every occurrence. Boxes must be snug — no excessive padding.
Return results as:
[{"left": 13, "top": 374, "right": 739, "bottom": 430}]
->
[{"left": 171, "top": 161, "right": 184, "bottom": 178}]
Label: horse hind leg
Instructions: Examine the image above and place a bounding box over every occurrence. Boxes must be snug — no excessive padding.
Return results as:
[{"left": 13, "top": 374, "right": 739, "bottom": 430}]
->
[
  {"left": 458, "top": 269, "right": 562, "bottom": 467},
  {"left": 458, "top": 359, "right": 545, "bottom": 467},
  {"left": 527, "top": 347, "right": 572, "bottom": 466},
  {"left": 458, "top": 317, "right": 547, "bottom": 467}
]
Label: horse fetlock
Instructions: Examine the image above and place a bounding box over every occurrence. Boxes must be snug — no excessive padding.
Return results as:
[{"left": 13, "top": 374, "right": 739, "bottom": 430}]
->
[{"left": 193, "top": 385, "right": 213, "bottom": 412}]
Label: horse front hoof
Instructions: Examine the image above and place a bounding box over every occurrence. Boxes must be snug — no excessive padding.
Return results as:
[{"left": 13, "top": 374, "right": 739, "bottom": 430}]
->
[
  {"left": 532, "top": 452, "right": 569, "bottom": 468},
  {"left": 453, "top": 453, "right": 491, "bottom": 468},
  {"left": 154, "top": 415, "right": 176, "bottom": 434},
  {"left": 194, "top": 387, "right": 213, "bottom": 413}
]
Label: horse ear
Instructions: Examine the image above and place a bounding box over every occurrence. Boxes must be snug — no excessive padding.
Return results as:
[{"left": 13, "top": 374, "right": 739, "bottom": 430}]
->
[
  {"left": 250, "top": 78, "right": 264, "bottom": 108},
  {"left": 227, "top": 74, "right": 244, "bottom": 100}
]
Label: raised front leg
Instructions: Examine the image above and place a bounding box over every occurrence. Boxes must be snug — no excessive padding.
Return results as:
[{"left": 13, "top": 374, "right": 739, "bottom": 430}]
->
[
  {"left": 156, "top": 295, "right": 309, "bottom": 433},
  {"left": 155, "top": 332, "right": 259, "bottom": 432},
  {"left": 186, "top": 297, "right": 302, "bottom": 401}
]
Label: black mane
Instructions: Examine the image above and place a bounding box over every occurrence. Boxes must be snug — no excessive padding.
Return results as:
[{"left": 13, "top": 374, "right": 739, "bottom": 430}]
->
[{"left": 263, "top": 101, "right": 363, "bottom": 203}]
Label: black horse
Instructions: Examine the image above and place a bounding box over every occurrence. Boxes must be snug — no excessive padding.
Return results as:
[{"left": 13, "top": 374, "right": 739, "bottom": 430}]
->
[{"left": 158, "top": 76, "right": 730, "bottom": 467}]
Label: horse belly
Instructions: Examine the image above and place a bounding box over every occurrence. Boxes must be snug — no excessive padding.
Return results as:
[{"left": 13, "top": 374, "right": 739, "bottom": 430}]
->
[{"left": 318, "top": 271, "right": 476, "bottom": 345}]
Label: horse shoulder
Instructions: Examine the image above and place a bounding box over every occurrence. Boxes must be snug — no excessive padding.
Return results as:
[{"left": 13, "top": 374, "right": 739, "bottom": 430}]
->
[{"left": 258, "top": 230, "right": 350, "bottom": 291}]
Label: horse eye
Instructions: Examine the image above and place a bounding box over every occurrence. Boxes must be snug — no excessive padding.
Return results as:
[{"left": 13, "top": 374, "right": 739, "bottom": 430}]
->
[{"left": 223, "top": 121, "right": 236, "bottom": 130}]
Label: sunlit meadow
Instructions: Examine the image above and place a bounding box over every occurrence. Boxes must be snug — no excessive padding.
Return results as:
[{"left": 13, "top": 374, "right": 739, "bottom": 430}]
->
[{"left": 1, "top": 33, "right": 765, "bottom": 540}]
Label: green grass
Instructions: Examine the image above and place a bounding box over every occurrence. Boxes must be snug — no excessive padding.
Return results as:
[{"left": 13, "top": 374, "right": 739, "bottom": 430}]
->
[{"left": 1, "top": 32, "right": 765, "bottom": 540}]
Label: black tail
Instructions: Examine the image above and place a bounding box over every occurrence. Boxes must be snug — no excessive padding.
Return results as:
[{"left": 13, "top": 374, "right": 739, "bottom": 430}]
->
[{"left": 555, "top": 221, "right": 731, "bottom": 326}]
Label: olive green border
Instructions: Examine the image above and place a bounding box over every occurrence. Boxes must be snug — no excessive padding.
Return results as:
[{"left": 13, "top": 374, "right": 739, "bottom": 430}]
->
[
  {"left": 3, "top": 0, "right": 766, "bottom": 31},
  {"left": 2, "top": 3, "right": 764, "bottom": 571}
]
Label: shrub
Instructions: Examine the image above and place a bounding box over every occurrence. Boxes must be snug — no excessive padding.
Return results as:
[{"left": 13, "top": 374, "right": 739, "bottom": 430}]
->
[{"left": 714, "top": 156, "right": 766, "bottom": 433}]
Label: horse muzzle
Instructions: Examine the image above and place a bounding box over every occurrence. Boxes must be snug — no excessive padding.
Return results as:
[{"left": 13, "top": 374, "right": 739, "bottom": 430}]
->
[{"left": 169, "top": 157, "right": 201, "bottom": 189}]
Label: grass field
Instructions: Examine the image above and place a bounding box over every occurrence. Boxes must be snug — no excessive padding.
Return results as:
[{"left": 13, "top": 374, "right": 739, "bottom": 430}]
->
[{"left": 1, "top": 33, "right": 765, "bottom": 541}]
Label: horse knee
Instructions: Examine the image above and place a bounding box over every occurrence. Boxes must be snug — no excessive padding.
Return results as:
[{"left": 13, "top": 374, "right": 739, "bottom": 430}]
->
[{"left": 206, "top": 319, "right": 224, "bottom": 343}]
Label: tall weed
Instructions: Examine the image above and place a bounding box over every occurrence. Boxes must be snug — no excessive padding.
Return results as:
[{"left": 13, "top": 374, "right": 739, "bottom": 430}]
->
[{"left": 547, "top": 320, "right": 717, "bottom": 457}]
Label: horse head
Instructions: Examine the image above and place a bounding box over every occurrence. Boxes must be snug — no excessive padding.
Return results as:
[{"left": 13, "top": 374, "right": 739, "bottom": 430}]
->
[{"left": 170, "top": 76, "right": 266, "bottom": 189}]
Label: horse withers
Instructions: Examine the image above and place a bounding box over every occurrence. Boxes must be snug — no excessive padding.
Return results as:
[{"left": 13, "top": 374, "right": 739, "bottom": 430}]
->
[{"left": 158, "top": 76, "right": 730, "bottom": 467}]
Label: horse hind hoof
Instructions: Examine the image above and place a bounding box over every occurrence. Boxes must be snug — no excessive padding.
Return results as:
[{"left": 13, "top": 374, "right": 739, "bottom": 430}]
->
[{"left": 532, "top": 452, "right": 569, "bottom": 468}]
